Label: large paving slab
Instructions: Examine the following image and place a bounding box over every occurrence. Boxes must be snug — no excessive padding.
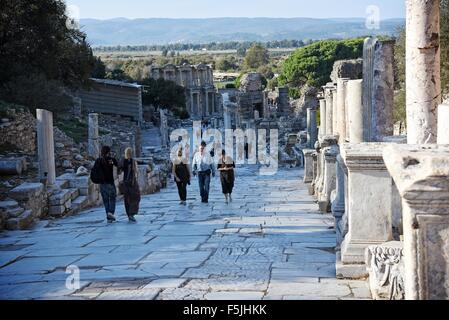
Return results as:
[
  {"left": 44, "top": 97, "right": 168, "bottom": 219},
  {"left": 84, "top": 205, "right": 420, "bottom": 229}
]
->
[{"left": 0, "top": 165, "right": 370, "bottom": 300}]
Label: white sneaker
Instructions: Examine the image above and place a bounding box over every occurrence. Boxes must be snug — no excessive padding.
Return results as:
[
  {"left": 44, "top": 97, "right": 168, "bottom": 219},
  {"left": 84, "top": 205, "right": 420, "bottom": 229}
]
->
[{"left": 107, "top": 213, "right": 116, "bottom": 222}]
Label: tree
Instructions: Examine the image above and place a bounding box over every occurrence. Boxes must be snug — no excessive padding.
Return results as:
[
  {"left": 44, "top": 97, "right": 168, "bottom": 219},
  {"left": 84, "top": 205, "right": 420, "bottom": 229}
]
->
[
  {"left": 244, "top": 44, "right": 269, "bottom": 69},
  {"left": 237, "top": 47, "right": 247, "bottom": 57},
  {"left": 216, "top": 58, "right": 235, "bottom": 71},
  {"left": 105, "top": 69, "right": 133, "bottom": 82},
  {"left": 141, "top": 78, "right": 187, "bottom": 118},
  {"left": 92, "top": 56, "right": 106, "bottom": 78},
  {"left": 279, "top": 38, "right": 364, "bottom": 90},
  {"left": 0, "top": 0, "right": 96, "bottom": 112}
]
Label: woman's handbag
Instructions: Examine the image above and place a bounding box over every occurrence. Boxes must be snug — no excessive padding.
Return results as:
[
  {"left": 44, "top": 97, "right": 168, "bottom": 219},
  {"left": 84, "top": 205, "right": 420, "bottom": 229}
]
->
[{"left": 118, "top": 181, "right": 126, "bottom": 195}]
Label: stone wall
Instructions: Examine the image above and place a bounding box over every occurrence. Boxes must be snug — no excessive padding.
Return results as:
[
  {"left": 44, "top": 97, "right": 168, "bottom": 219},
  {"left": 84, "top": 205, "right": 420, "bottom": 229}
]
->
[
  {"left": 0, "top": 107, "right": 36, "bottom": 154},
  {"left": 330, "top": 59, "right": 363, "bottom": 83},
  {"left": 98, "top": 114, "right": 142, "bottom": 160}
]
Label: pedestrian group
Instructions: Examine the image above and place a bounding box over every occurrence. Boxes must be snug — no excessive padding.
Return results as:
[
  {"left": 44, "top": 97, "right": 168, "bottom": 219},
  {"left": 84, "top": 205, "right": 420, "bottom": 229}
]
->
[{"left": 91, "top": 141, "right": 236, "bottom": 223}]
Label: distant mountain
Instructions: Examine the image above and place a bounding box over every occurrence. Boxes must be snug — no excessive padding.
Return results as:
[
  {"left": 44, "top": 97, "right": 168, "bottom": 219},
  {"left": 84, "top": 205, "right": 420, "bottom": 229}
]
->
[{"left": 79, "top": 17, "right": 405, "bottom": 46}]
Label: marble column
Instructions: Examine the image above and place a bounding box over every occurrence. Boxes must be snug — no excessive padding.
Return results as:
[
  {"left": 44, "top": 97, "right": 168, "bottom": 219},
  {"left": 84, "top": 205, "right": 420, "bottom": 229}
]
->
[
  {"left": 383, "top": 145, "right": 449, "bottom": 299},
  {"left": 190, "top": 92, "right": 194, "bottom": 115},
  {"left": 317, "top": 135, "right": 339, "bottom": 213},
  {"left": 406, "top": 0, "right": 441, "bottom": 144},
  {"left": 324, "top": 86, "right": 334, "bottom": 135},
  {"left": 88, "top": 113, "right": 99, "bottom": 160},
  {"left": 437, "top": 104, "right": 449, "bottom": 144},
  {"left": 36, "top": 109, "right": 56, "bottom": 186},
  {"left": 346, "top": 80, "right": 365, "bottom": 143},
  {"left": 337, "top": 143, "right": 396, "bottom": 278},
  {"left": 319, "top": 97, "right": 326, "bottom": 137},
  {"left": 197, "top": 93, "right": 201, "bottom": 117},
  {"left": 205, "top": 91, "right": 209, "bottom": 116},
  {"left": 332, "top": 154, "right": 346, "bottom": 248},
  {"left": 307, "top": 107, "right": 318, "bottom": 148},
  {"left": 303, "top": 149, "right": 315, "bottom": 185},
  {"left": 363, "top": 38, "right": 395, "bottom": 142},
  {"left": 310, "top": 151, "right": 318, "bottom": 195},
  {"left": 314, "top": 141, "right": 324, "bottom": 196},
  {"left": 332, "top": 88, "right": 338, "bottom": 136},
  {"left": 336, "top": 78, "right": 350, "bottom": 144}
]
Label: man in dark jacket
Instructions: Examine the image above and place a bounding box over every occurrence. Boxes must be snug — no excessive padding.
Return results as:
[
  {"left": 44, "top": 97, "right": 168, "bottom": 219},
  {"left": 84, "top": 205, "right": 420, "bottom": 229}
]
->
[{"left": 95, "top": 146, "right": 118, "bottom": 222}]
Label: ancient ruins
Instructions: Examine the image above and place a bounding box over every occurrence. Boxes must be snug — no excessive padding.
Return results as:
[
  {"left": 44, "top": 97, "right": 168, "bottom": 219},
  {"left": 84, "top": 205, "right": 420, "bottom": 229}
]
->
[{"left": 0, "top": 0, "right": 448, "bottom": 301}]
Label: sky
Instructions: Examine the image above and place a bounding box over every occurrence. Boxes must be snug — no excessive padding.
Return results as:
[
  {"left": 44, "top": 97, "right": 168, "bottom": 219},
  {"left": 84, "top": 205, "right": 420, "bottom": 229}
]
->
[{"left": 65, "top": 0, "right": 406, "bottom": 20}]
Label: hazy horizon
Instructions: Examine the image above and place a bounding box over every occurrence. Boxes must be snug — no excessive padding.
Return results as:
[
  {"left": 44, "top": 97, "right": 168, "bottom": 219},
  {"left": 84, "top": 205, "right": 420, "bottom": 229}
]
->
[{"left": 66, "top": 0, "right": 405, "bottom": 20}]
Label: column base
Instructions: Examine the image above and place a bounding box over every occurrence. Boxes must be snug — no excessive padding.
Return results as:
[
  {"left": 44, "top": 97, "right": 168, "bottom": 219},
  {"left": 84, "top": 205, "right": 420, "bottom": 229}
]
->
[
  {"left": 308, "top": 184, "right": 315, "bottom": 195},
  {"left": 336, "top": 252, "right": 368, "bottom": 279},
  {"left": 318, "top": 200, "right": 331, "bottom": 213}
]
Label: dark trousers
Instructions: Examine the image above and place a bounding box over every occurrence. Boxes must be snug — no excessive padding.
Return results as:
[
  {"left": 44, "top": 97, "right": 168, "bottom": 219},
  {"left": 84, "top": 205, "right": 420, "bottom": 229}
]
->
[
  {"left": 176, "top": 181, "right": 188, "bottom": 201},
  {"left": 198, "top": 172, "right": 211, "bottom": 202},
  {"left": 100, "top": 184, "right": 116, "bottom": 215}
]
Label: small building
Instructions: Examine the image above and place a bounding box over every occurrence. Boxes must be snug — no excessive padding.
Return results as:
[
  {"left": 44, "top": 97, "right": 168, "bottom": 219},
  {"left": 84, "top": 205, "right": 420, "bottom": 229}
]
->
[{"left": 78, "top": 79, "right": 143, "bottom": 123}]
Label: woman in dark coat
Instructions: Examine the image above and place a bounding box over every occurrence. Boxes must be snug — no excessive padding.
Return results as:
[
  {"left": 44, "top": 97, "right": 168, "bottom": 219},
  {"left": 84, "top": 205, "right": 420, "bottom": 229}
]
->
[
  {"left": 120, "top": 147, "right": 141, "bottom": 222},
  {"left": 172, "top": 147, "right": 191, "bottom": 205},
  {"left": 217, "top": 150, "right": 235, "bottom": 204}
]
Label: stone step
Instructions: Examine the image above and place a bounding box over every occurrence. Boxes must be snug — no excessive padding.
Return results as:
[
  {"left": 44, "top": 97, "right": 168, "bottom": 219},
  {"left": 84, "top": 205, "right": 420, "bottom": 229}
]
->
[
  {"left": 67, "top": 188, "right": 80, "bottom": 200},
  {"left": 5, "top": 206, "right": 25, "bottom": 218},
  {"left": 0, "top": 199, "right": 19, "bottom": 212},
  {"left": 49, "top": 198, "right": 71, "bottom": 217},
  {"left": 71, "top": 196, "right": 88, "bottom": 212},
  {"left": 54, "top": 179, "right": 69, "bottom": 190},
  {"left": 49, "top": 189, "right": 72, "bottom": 206},
  {"left": 6, "top": 210, "right": 34, "bottom": 231}
]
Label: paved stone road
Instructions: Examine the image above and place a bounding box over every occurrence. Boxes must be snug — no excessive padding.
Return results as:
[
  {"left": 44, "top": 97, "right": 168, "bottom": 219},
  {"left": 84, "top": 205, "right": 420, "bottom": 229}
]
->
[{"left": 0, "top": 166, "right": 370, "bottom": 300}]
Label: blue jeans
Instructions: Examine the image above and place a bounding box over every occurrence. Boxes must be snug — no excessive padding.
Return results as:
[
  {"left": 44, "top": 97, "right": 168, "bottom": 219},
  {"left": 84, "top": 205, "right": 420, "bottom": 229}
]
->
[
  {"left": 100, "top": 184, "right": 116, "bottom": 215},
  {"left": 198, "top": 172, "right": 211, "bottom": 202}
]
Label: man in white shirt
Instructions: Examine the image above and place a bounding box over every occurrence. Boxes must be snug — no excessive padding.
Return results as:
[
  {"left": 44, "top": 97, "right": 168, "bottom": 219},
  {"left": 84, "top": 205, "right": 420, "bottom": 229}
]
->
[{"left": 192, "top": 141, "right": 215, "bottom": 203}]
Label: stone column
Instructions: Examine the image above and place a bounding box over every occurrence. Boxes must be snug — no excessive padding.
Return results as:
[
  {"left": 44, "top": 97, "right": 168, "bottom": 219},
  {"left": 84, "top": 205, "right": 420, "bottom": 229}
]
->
[
  {"left": 332, "top": 154, "right": 346, "bottom": 248},
  {"left": 309, "top": 151, "right": 318, "bottom": 195},
  {"left": 189, "top": 91, "right": 194, "bottom": 115},
  {"left": 324, "top": 86, "right": 334, "bottom": 135},
  {"left": 406, "top": 0, "right": 441, "bottom": 144},
  {"left": 318, "top": 135, "right": 339, "bottom": 212},
  {"left": 303, "top": 149, "right": 315, "bottom": 185},
  {"left": 332, "top": 88, "right": 338, "bottom": 136},
  {"left": 307, "top": 107, "right": 318, "bottom": 148},
  {"left": 36, "top": 109, "right": 56, "bottom": 186},
  {"left": 383, "top": 145, "right": 449, "bottom": 299},
  {"left": 337, "top": 143, "right": 396, "bottom": 279},
  {"left": 88, "top": 113, "right": 99, "bottom": 160},
  {"left": 205, "top": 91, "right": 209, "bottom": 116},
  {"left": 336, "top": 78, "right": 349, "bottom": 144},
  {"left": 346, "top": 80, "right": 364, "bottom": 143},
  {"left": 319, "top": 97, "right": 326, "bottom": 137},
  {"left": 363, "top": 38, "right": 395, "bottom": 142},
  {"left": 160, "top": 109, "right": 168, "bottom": 148},
  {"left": 314, "top": 141, "right": 324, "bottom": 196},
  {"left": 437, "top": 104, "right": 449, "bottom": 144},
  {"left": 197, "top": 93, "right": 201, "bottom": 117}
]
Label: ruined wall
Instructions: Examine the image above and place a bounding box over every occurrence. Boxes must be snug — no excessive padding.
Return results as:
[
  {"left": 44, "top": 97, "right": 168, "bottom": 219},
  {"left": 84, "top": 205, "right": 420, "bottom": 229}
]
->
[
  {"left": 0, "top": 108, "right": 36, "bottom": 154},
  {"left": 330, "top": 59, "right": 363, "bottom": 83}
]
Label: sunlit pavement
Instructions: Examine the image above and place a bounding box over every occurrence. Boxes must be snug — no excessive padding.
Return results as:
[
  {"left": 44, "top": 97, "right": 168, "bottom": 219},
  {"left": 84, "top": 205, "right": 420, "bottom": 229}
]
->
[{"left": 0, "top": 166, "right": 370, "bottom": 300}]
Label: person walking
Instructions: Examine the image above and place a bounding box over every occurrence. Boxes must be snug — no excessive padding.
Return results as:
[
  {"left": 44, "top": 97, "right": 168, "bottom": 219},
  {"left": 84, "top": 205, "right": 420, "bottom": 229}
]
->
[
  {"left": 172, "top": 147, "right": 191, "bottom": 205},
  {"left": 119, "top": 147, "right": 141, "bottom": 222},
  {"left": 192, "top": 141, "right": 215, "bottom": 203},
  {"left": 93, "top": 146, "right": 119, "bottom": 223},
  {"left": 217, "top": 150, "right": 235, "bottom": 204}
]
